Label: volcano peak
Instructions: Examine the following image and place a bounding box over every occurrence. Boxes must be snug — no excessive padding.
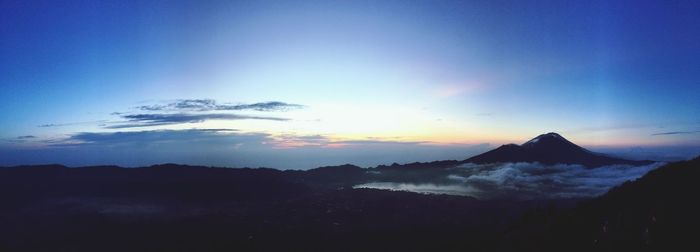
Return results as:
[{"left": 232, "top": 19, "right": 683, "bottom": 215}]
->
[{"left": 466, "top": 132, "right": 653, "bottom": 168}]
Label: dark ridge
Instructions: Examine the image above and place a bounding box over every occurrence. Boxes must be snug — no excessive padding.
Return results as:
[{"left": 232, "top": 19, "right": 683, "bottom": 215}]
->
[
  {"left": 308, "top": 163, "right": 363, "bottom": 172},
  {"left": 292, "top": 164, "right": 366, "bottom": 189},
  {"left": 374, "top": 160, "right": 462, "bottom": 171}
]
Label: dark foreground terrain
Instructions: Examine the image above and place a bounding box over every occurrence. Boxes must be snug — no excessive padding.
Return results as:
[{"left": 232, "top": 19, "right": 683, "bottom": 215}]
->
[
  {"left": 1, "top": 156, "right": 698, "bottom": 251},
  {"left": 503, "top": 156, "right": 700, "bottom": 251}
]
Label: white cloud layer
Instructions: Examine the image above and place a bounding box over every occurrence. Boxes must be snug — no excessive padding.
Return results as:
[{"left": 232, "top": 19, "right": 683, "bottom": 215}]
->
[{"left": 355, "top": 162, "right": 665, "bottom": 199}]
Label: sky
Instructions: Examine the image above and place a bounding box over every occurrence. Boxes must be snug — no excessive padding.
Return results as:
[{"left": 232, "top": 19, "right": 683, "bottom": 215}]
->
[{"left": 1, "top": 0, "right": 699, "bottom": 169}]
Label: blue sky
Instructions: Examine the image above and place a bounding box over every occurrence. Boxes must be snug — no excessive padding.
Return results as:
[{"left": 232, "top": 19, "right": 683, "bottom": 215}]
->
[{"left": 1, "top": 0, "right": 699, "bottom": 169}]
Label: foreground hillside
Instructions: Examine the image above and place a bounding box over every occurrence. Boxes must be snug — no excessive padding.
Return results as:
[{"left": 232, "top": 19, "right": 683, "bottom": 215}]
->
[
  {"left": 0, "top": 156, "right": 696, "bottom": 251},
  {"left": 0, "top": 164, "right": 556, "bottom": 251},
  {"left": 503, "top": 156, "right": 700, "bottom": 251}
]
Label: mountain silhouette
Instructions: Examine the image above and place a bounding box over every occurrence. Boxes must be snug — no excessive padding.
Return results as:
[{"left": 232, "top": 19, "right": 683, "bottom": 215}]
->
[{"left": 465, "top": 132, "right": 653, "bottom": 168}]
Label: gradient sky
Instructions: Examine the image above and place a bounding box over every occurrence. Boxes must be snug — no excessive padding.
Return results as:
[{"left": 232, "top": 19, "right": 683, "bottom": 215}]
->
[{"left": 1, "top": 0, "right": 699, "bottom": 169}]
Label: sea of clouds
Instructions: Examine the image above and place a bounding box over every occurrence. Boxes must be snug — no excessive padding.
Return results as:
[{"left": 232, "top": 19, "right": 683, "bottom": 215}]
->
[{"left": 355, "top": 162, "right": 664, "bottom": 199}]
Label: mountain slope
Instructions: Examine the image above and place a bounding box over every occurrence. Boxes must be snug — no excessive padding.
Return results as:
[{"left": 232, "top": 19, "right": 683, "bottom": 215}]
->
[
  {"left": 466, "top": 132, "right": 652, "bottom": 168},
  {"left": 503, "top": 156, "right": 700, "bottom": 251}
]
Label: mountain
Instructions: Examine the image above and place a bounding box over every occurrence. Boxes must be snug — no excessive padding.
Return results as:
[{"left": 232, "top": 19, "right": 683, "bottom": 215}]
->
[{"left": 465, "top": 132, "right": 653, "bottom": 168}]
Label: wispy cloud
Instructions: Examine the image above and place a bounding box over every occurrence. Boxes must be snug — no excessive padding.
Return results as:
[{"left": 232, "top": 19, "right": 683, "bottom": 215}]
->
[
  {"left": 1, "top": 135, "right": 38, "bottom": 144},
  {"left": 136, "top": 99, "right": 304, "bottom": 112},
  {"left": 272, "top": 134, "right": 330, "bottom": 147},
  {"left": 271, "top": 134, "right": 430, "bottom": 148},
  {"left": 39, "top": 99, "right": 303, "bottom": 129},
  {"left": 355, "top": 182, "right": 476, "bottom": 196},
  {"left": 334, "top": 140, "right": 428, "bottom": 145},
  {"left": 652, "top": 130, "right": 700, "bottom": 136},
  {"left": 38, "top": 120, "right": 107, "bottom": 128},
  {"left": 106, "top": 113, "right": 289, "bottom": 129},
  {"left": 98, "top": 99, "right": 304, "bottom": 128},
  {"left": 223, "top": 101, "right": 305, "bottom": 111}
]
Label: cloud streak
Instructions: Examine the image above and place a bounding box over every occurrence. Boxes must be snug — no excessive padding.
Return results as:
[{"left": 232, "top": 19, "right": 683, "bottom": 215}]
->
[
  {"left": 106, "top": 113, "right": 289, "bottom": 128},
  {"left": 39, "top": 99, "right": 303, "bottom": 129},
  {"left": 38, "top": 120, "right": 107, "bottom": 128},
  {"left": 98, "top": 99, "right": 303, "bottom": 128},
  {"left": 136, "top": 99, "right": 304, "bottom": 112},
  {"left": 1, "top": 135, "right": 38, "bottom": 144},
  {"left": 270, "top": 134, "right": 432, "bottom": 148},
  {"left": 652, "top": 130, "right": 700, "bottom": 136}
]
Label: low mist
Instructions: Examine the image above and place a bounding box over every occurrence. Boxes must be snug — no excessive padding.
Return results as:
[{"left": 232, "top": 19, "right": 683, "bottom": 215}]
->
[{"left": 355, "top": 162, "right": 664, "bottom": 199}]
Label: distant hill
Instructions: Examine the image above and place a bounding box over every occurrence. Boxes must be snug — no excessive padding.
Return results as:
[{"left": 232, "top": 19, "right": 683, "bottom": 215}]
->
[{"left": 465, "top": 132, "right": 653, "bottom": 168}]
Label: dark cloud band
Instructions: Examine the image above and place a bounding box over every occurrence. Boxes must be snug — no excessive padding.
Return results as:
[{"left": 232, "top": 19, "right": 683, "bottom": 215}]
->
[
  {"left": 137, "top": 99, "right": 304, "bottom": 112},
  {"left": 652, "top": 130, "right": 700, "bottom": 136},
  {"left": 106, "top": 113, "right": 289, "bottom": 129}
]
